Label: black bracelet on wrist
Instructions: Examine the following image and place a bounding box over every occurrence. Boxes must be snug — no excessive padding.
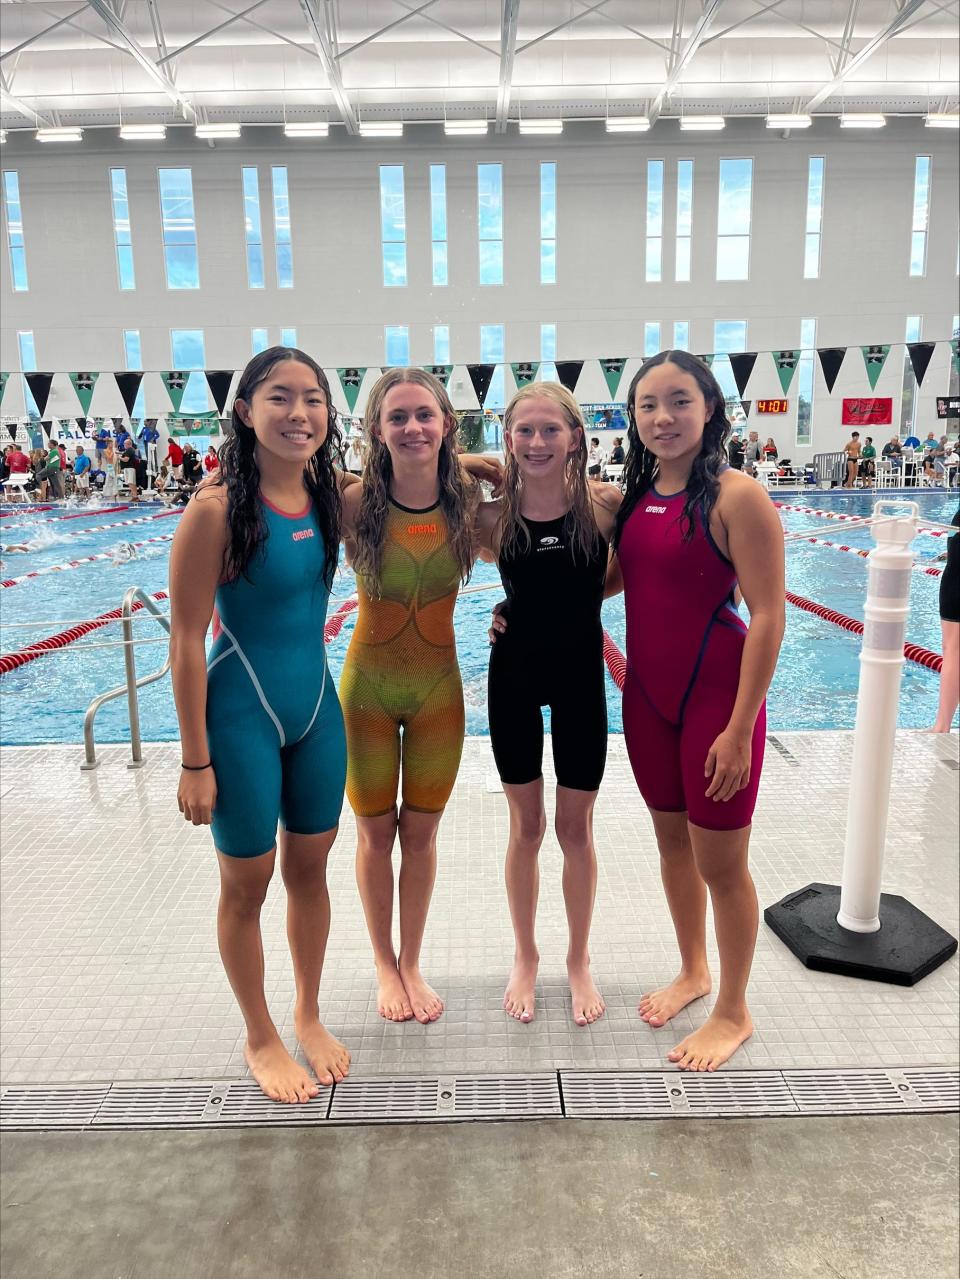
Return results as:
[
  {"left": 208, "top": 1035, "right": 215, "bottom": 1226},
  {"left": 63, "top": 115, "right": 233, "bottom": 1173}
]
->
[{"left": 181, "top": 762, "right": 213, "bottom": 771}]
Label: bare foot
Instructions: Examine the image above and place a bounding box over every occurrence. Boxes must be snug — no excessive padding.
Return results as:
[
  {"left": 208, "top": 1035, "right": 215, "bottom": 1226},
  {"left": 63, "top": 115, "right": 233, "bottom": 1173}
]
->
[
  {"left": 244, "top": 1036, "right": 319, "bottom": 1104},
  {"left": 503, "top": 955, "right": 539, "bottom": 1023},
  {"left": 667, "top": 1010, "right": 754, "bottom": 1072},
  {"left": 638, "top": 970, "right": 712, "bottom": 1027},
  {"left": 294, "top": 1014, "right": 351, "bottom": 1087},
  {"left": 399, "top": 964, "right": 444, "bottom": 1023},
  {"left": 376, "top": 962, "right": 414, "bottom": 1021},
  {"left": 568, "top": 960, "right": 605, "bottom": 1026}
]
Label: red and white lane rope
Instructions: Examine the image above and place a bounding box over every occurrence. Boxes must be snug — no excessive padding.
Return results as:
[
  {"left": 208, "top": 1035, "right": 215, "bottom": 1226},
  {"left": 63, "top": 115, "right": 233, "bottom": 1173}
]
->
[
  {"left": 0, "top": 533, "right": 176, "bottom": 588},
  {"left": 0, "top": 591, "right": 169, "bottom": 676},
  {"left": 323, "top": 596, "right": 358, "bottom": 643},
  {"left": 1, "top": 507, "right": 181, "bottom": 538},
  {"left": 774, "top": 502, "right": 952, "bottom": 539},
  {"left": 602, "top": 630, "right": 626, "bottom": 691},
  {"left": 784, "top": 591, "right": 943, "bottom": 672},
  {"left": 786, "top": 533, "right": 943, "bottom": 577},
  {"left": 0, "top": 504, "right": 53, "bottom": 517}
]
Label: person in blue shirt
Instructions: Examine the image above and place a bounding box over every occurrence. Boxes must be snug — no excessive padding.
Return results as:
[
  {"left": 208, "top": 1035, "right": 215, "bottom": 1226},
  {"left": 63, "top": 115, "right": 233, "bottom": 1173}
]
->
[
  {"left": 72, "top": 445, "right": 92, "bottom": 499},
  {"left": 95, "top": 424, "right": 112, "bottom": 468}
]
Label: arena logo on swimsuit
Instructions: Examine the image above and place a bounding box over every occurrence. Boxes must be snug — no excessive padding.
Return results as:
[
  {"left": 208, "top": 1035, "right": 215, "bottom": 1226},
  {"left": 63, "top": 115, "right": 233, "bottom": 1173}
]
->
[
  {"left": 645, "top": 504, "right": 668, "bottom": 515},
  {"left": 407, "top": 523, "right": 437, "bottom": 535},
  {"left": 291, "top": 528, "right": 314, "bottom": 542}
]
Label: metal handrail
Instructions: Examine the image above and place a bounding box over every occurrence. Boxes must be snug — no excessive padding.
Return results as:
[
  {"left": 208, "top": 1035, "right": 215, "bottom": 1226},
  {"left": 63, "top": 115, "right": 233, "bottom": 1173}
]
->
[{"left": 81, "top": 587, "right": 171, "bottom": 771}]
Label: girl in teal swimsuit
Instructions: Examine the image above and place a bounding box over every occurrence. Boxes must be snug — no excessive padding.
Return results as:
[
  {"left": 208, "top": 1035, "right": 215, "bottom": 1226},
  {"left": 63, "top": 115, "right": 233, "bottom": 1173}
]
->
[{"left": 170, "top": 347, "right": 349, "bottom": 1106}]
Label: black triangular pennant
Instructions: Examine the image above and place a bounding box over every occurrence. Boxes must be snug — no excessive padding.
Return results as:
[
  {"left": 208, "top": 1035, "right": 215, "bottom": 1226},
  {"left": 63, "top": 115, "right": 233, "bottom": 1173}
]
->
[
  {"left": 114, "top": 372, "right": 144, "bottom": 418},
  {"left": 740, "top": 400, "right": 751, "bottom": 418},
  {"left": 728, "top": 352, "right": 758, "bottom": 399},
  {"left": 906, "top": 342, "right": 935, "bottom": 388},
  {"left": 205, "top": 370, "right": 235, "bottom": 416},
  {"left": 76, "top": 417, "right": 88, "bottom": 433},
  {"left": 466, "top": 363, "right": 496, "bottom": 407},
  {"left": 817, "top": 347, "right": 847, "bottom": 394},
  {"left": 24, "top": 373, "right": 54, "bottom": 418},
  {"left": 7, "top": 423, "right": 18, "bottom": 441},
  {"left": 554, "top": 361, "right": 584, "bottom": 394}
]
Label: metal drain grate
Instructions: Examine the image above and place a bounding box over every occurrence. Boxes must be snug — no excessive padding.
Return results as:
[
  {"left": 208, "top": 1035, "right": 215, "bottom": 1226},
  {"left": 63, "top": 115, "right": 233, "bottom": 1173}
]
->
[
  {"left": 0, "top": 1085, "right": 108, "bottom": 1129},
  {"left": 673, "top": 1071, "right": 797, "bottom": 1117},
  {"left": 328, "top": 1074, "right": 560, "bottom": 1123},
  {"left": 781, "top": 1069, "right": 949, "bottom": 1114},
  {"left": 215, "top": 1081, "right": 331, "bottom": 1125},
  {"left": 561, "top": 1071, "right": 797, "bottom": 1119},
  {"left": 901, "top": 1069, "right": 960, "bottom": 1109},
  {"left": 447, "top": 1074, "right": 561, "bottom": 1120},
  {"left": 93, "top": 1082, "right": 219, "bottom": 1128},
  {"left": 561, "top": 1072, "right": 676, "bottom": 1119}
]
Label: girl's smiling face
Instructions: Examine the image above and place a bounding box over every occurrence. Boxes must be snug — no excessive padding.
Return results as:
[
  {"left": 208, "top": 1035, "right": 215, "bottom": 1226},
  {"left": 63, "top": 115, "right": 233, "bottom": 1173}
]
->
[
  {"left": 505, "top": 395, "right": 582, "bottom": 482},
  {"left": 632, "top": 362, "right": 714, "bottom": 467},
  {"left": 376, "top": 382, "right": 451, "bottom": 467},
  {"left": 236, "top": 359, "right": 329, "bottom": 463}
]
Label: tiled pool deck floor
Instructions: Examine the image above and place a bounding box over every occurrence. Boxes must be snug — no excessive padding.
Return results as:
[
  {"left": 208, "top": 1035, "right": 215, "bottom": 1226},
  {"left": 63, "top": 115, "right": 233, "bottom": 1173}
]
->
[{"left": 0, "top": 731, "right": 957, "bottom": 1087}]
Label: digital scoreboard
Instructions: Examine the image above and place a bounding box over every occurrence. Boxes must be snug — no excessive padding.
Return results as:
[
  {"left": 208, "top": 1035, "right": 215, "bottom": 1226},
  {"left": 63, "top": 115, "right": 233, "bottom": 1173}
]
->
[{"left": 755, "top": 399, "right": 789, "bottom": 414}]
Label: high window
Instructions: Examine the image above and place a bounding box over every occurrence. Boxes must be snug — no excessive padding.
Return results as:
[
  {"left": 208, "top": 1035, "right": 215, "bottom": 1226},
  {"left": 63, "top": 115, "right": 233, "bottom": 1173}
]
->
[
  {"left": 384, "top": 325, "right": 410, "bottom": 365},
  {"left": 478, "top": 164, "right": 503, "bottom": 286},
  {"left": 540, "top": 162, "right": 557, "bottom": 284},
  {"left": 271, "top": 166, "right": 293, "bottom": 288},
  {"left": 673, "top": 322, "right": 689, "bottom": 350},
  {"left": 644, "top": 322, "right": 661, "bottom": 357},
  {"left": 242, "top": 167, "right": 264, "bottom": 289},
  {"left": 430, "top": 165, "right": 448, "bottom": 286},
  {"left": 109, "top": 169, "right": 135, "bottom": 290},
  {"left": 541, "top": 323, "right": 557, "bottom": 381},
  {"left": 796, "top": 318, "right": 816, "bottom": 446},
  {"left": 675, "top": 160, "right": 693, "bottom": 281},
  {"left": 18, "top": 330, "right": 38, "bottom": 416},
  {"left": 251, "top": 329, "right": 269, "bottom": 354},
  {"left": 713, "top": 320, "right": 748, "bottom": 415},
  {"left": 379, "top": 166, "right": 407, "bottom": 287},
  {"left": 909, "top": 157, "right": 930, "bottom": 278},
  {"left": 170, "top": 329, "right": 208, "bottom": 413},
  {"left": 159, "top": 168, "right": 199, "bottom": 289},
  {"left": 646, "top": 160, "right": 664, "bottom": 283},
  {"left": 3, "top": 171, "right": 28, "bottom": 291},
  {"left": 123, "top": 329, "right": 146, "bottom": 420},
  {"left": 804, "top": 158, "right": 824, "bottom": 279},
  {"left": 900, "top": 316, "right": 922, "bottom": 433},
  {"left": 280, "top": 327, "right": 298, "bottom": 347},
  {"left": 716, "top": 158, "right": 753, "bottom": 281},
  {"left": 433, "top": 325, "right": 450, "bottom": 364},
  {"left": 480, "top": 324, "right": 505, "bottom": 408}
]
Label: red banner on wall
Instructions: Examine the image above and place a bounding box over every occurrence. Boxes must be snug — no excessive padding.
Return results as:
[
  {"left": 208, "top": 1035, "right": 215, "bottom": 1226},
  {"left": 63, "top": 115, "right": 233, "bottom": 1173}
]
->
[{"left": 842, "top": 397, "right": 893, "bottom": 426}]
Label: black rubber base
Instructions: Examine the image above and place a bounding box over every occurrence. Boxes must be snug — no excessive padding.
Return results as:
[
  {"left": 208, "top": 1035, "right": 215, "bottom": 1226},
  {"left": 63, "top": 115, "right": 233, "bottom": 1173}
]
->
[{"left": 764, "top": 883, "right": 959, "bottom": 986}]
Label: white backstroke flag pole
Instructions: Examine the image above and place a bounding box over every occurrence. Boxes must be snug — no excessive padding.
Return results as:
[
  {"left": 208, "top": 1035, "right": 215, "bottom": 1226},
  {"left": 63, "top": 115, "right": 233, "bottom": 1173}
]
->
[{"left": 837, "top": 501, "right": 917, "bottom": 933}]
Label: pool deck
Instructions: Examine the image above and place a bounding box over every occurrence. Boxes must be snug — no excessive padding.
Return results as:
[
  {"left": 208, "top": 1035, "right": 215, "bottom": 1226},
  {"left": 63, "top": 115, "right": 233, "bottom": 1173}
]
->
[{"left": 1, "top": 729, "right": 957, "bottom": 1096}]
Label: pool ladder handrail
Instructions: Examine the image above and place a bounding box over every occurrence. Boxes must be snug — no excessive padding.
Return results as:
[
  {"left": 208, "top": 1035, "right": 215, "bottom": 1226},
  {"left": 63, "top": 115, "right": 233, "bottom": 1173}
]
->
[{"left": 81, "top": 586, "right": 171, "bottom": 771}]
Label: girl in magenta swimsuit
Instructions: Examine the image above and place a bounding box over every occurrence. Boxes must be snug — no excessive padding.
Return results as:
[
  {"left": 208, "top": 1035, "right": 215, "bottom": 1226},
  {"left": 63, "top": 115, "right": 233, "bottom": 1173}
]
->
[{"left": 610, "top": 351, "right": 785, "bottom": 1072}]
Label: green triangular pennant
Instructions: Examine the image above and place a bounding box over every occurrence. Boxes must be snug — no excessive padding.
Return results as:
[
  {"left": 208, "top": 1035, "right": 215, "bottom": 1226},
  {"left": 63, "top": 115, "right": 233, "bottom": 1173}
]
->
[
  {"left": 599, "top": 358, "right": 626, "bottom": 399},
  {"left": 162, "top": 371, "right": 188, "bottom": 414},
  {"left": 69, "top": 371, "right": 100, "bottom": 414},
  {"left": 860, "top": 345, "right": 890, "bottom": 392},
  {"left": 0, "top": 372, "right": 7, "bottom": 405},
  {"left": 511, "top": 362, "right": 539, "bottom": 388},
  {"left": 337, "top": 367, "right": 367, "bottom": 414},
  {"left": 697, "top": 354, "right": 715, "bottom": 368},
  {"left": 773, "top": 351, "right": 799, "bottom": 395},
  {"left": 424, "top": 365, "right": 453, "bottom": 388},
  {"left": 951, "top": 339, "right": 959, "bottom": 378}
]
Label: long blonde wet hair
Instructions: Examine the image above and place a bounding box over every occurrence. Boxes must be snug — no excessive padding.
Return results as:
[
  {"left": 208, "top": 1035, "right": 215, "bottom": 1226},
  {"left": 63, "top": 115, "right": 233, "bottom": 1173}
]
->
[
  {"left": 497, "top": 381, "right": 600, "bottom": 563},
  {"left": 353, "top": 366, "right": 479, "bottom": 595}
]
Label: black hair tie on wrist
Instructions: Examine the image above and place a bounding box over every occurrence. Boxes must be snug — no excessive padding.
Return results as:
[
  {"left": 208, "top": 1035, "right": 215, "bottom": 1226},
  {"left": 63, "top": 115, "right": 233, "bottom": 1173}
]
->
[{"left": 181, "top": 762, "right": 213, "bottom": 771}]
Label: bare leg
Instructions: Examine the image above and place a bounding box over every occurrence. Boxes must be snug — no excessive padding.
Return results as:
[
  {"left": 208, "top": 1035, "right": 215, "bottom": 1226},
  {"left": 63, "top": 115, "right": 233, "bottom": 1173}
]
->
[
  {"left": 638, "top": 809, "right": 712, "bottom": 1026},
  {"left": 396, "top": 806, "right": 445, "bottom": 1023},
  {"left": 933, "top": 619, "right": 959, "bottom": 732},
  {"left": 280, "top": 827, "right": 350, "bottom": 1087},
  {"left": 555, "top": 786, "right": 605, "bottom": 1026},
  {"left": 355, "top": 810, "right": 413, "bottom": 1021},
  {"left": 667, "top": 822, "right": 757, "bottom": 1072},
  {"left": 502, "top": 779, "right": 546, "bottom": 1022},
  {"left": 216, "top": 848, "right": 318, "bottom": 1104}
]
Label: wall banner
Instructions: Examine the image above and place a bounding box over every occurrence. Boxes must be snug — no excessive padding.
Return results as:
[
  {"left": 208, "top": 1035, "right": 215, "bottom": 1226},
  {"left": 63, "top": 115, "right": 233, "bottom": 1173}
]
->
[
  {"left": 935, "top": 396, "right": 960, "bottom": 420},
  {"left": 842, "top": 398, "right": 892, "bottom": 426}
]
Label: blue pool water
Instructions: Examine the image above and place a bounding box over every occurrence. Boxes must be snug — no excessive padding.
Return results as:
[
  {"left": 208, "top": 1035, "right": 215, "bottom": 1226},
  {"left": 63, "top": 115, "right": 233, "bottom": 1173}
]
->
[{"left": 0, "top": 490, "right": 956, "bottom": 745}]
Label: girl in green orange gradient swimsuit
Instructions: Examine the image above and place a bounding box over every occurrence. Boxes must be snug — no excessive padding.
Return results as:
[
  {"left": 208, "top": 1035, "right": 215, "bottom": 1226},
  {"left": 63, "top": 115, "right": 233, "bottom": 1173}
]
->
[{"left": 340, "top": 368, "right": 480, "bottom": 1028}]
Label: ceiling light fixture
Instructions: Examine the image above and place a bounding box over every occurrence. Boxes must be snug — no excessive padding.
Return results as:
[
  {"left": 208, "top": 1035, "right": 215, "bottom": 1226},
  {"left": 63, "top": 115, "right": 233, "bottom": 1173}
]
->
[
  {"left": 766, "top": 113, "right": 812, "bottom": 129},
  {"left": 518, "top": 119, "right": 563, "bottom": 135},
  {"left": 679, "top": 115, "right": 725, "bottom": 131},
  {"left": 195, "top": 122, "right": 242, "bottom": 139},
  {"left": 283, "top": 121, "right": 329, "bottom": 138},
  {"left": 36, "top": 126, "right": 83, "bottom": 143},
  {"left": 0, "top": 131, "right": 6, "bottom": 144},
  {"left": 924, "top": 113, "right": 959, "bottom": 129},
  {"left": 839, "top": 113, "right": 886, "bottom": 129},
  {"left": 444, "top": 119, "right": 489, "bottom": 136},
  {"left": 605, "top": 116, "right": 651, "bottom": 133},
  {"left": 358, "top": 121, "right": 403, "bottom": 138},
  {"left": 120, "top": 124, "right": 166, "bottom": 140}
]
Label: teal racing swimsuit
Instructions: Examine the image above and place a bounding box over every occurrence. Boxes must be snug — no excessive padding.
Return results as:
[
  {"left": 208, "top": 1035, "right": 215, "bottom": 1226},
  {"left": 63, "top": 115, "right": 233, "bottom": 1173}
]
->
[{"left": 205, "top": 496, "right": 346, "bottom": 858}]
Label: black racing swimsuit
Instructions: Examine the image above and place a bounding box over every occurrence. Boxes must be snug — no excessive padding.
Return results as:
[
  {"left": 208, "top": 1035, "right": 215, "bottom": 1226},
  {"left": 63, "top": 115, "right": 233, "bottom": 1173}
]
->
[{"left": 488, "top": 514, "right": 608, "bottom": 791}]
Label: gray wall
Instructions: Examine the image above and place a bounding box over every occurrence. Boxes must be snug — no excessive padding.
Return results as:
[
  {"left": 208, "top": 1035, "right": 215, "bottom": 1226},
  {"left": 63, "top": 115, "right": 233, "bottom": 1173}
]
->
[{"left": 2, "top": 119, "right": 957, "bottom": 459}]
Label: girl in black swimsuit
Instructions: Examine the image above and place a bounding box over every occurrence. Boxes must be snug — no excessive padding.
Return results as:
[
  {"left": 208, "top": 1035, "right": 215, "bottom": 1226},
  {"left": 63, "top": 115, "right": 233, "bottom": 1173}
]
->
[{"left": 477, "top": 383, "right": 620, "bottom": 1029}]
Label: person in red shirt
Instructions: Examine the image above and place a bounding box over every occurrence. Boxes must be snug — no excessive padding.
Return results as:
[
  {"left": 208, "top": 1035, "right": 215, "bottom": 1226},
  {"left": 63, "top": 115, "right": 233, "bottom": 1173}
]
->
[
  {"left": 203, "top": 445, "right": 220, "bottom": 473},
  {"left": 7, "top": 445, "right": 30, "bottom": 474},
  {"left": 165, "top": 439, "right": 184, "bottom": 479}
]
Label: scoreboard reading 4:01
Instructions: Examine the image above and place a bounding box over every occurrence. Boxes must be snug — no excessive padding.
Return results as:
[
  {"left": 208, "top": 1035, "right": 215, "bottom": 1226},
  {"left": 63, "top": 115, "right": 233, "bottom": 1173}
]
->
[{"left": 755, "top": 399, "right": 789, "bottom": 414}]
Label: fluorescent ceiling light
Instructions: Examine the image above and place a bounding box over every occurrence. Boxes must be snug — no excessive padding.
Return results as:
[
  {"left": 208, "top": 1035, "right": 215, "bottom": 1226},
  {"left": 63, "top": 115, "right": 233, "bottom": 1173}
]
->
[
  {"left": 359, "top": 121, "right": 403, "bottom": 138},
  {"left": 679, "top": 115, "right": 725, "bottom": 131},
  {"left": 195, "top": 122, "right": 241, "bottom": 138},
  {"left": 519, "top": 119, "right": 563, "bottom": 135},
  {"left": 924, "top": 113, "right": 959, "bottom": 129},
  {"left": 36, "top": 126, "right": 83, "bottom": 142},
  {"left": 120, "top": 124, "right": 166, "bottom": 140},
  {"left": 283, "top": 121, "right": 329, "bottom": 137},
  {"left": 0, "top": 131, "right": 6, "bottom": 144},
  {"left": 766, "top": 113, "right": 812, "bottom": 129},
  {"left": 605, "top": 116, "right": 651, "bottom": 133},
  {"left": 444, "top": 120, "right": 489, "bottom": 136},
  {"left": 840, "top": 114, "right": 885, "bottom": 129}
]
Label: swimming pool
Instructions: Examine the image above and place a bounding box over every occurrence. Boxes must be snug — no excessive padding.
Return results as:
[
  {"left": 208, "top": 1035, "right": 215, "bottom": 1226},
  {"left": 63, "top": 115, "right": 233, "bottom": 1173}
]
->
[{"left": 0, "top": 489, "right": 956, "bottom": 745}]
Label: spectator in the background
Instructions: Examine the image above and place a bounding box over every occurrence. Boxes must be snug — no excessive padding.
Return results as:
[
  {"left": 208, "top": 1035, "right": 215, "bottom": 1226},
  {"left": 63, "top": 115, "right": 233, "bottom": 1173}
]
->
[
  {"left": 728, "top": 433, "right": 745, "bottom": 470},
  {"left": 7, "top": 442, "right": 30, "bottom": 478},
  {"left": 881, "top": 436, "right": 902, "bottom": 471},
  {"left": 41, "top": 440, "right": 63, "bottom": 500},
  {"left": 120, "top": 438, "right": 141, "bottom": 500},
  {"left": 165, "top": 437, "right": 184, "bottom": 479},
  {"left": 73, "top": 445, "right": 92, "bottom": 499},
  {"left": 859, "top": 436, "right": 877, "bottom": 486},
  {"left": 181, "top": 443, "right": 203, "bottom": 487},
  {"left": 95, "top": 422, "right": 112, "bottom": 467},
  {"left": 743, "top": 431, "right": 762, "bottom": 475},
  {"left": 56, "top": 439, "right": 68, "bottom": 473},
  {"left": 762, "top": 437, "right": 778, "bottom": 462},
  {"left": 609, "top": 437, "right": 626, "bottom": 466},
  {"left": 586, "top": 437, "right": 605, "bottom": 481},
  {"left": 203, "top": 445, "right": 220, "bottom": 474}
]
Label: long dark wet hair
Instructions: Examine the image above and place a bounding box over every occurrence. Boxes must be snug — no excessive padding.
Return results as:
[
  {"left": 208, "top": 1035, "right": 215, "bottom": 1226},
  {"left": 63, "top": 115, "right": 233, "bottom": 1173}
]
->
[
  {"left": 612, "top": 350, "right": 730, "bottom": 551},
  {"left": 216, "top": 346, "right": 342, "bottom": 587}
]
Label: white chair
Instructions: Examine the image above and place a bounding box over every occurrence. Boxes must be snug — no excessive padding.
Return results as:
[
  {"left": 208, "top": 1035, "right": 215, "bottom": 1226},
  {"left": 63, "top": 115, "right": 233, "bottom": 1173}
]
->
[
  {"left": 2, "top": 472, "right": 32, "bottom": 503},
  {"left": 603, "top": 464, "right": 624, "bottom": 486}
]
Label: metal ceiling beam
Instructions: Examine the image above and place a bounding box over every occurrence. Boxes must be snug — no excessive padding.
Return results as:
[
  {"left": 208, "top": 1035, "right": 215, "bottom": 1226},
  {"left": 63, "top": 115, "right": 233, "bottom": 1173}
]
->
[
  {"left": 495, "top": 0, "right": 520, "bottom": 133},
  {"left": 1, "top": 6, "right": 89, "bottom": 63},
  {"left": 157, "top": 0, "right": 273, "bottom": 66},
  {"left": 204, "top": 0, "right": 316, "bottom": 57},
  {"left": 297, "top": 0, "right": 358, "bottom": 133},
  {"left": 337, "top": 0, "right": 440, "bottom": 61},
  {"left": 804, "top": 0, "right": 927, "bottom": 113},
  {"left": 515, "top": 0, "right": 612, "bottom": 56},
  {"left": 587, "top": 4, "right": 671, "bottom": 52},
  {"left": 702, "top": 0, "right": 788, "bottom": 47},
  {"left": 86, "top": 0, "right": 196, "bottom": 119},
  {"left": 145, "top": 0, "right": 169, "bottom": 61},
  {"left": 832, "top": 0, "right": 862, "bottom": 75},
  {"left": 650, "top": 0, "right": 727, "bottom": 122},
  {"left": 392, "top": 0, "right": 499, "bottom": 55},
  {"left": 0, "top": 68, "right": 54, "bottom": 127}
]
